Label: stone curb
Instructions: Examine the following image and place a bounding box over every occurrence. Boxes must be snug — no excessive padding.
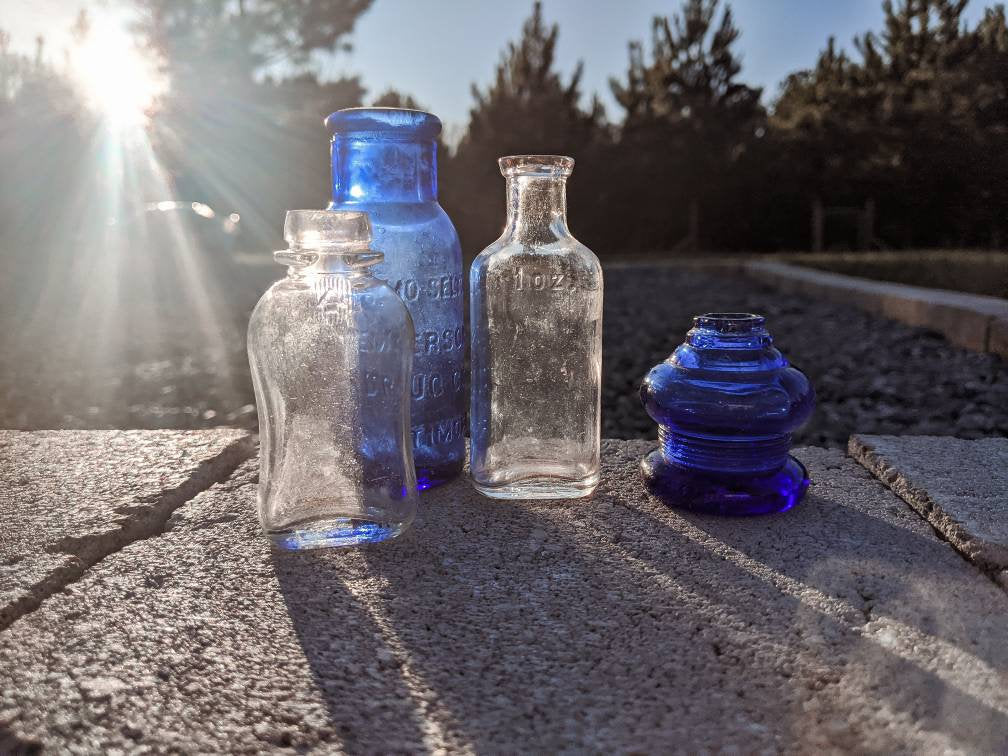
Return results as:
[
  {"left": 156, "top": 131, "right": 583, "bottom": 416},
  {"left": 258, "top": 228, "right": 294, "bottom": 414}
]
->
[{"left": 746, "top": 261, "right": 1008, "bottom": 356}]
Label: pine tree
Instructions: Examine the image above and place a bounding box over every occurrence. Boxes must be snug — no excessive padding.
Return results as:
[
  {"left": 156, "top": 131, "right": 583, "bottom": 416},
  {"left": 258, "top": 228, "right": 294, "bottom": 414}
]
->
[
  {"left": 446, "top": 2, "right": 607, "bottom": 256},
  {"left": 609, "top": 0, "right": 763, "bottom": 251},
  {"left": 772, "top": 0, "right": 1008, "bottom": 248},
  {"left": 136, "top": 0, "right": 373, "bottom": 246}
]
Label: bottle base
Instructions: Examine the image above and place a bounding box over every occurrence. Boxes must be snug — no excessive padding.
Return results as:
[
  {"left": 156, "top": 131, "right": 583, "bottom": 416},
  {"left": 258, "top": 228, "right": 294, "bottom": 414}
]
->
[
  {"left": 471, "top": 471, "right": 599, "bottom": 500},
  {"left": 266, "top": 518, "right": 409, "bottom": 550},
  {"left": 415, "top": 458, "right": 465, "bottom": 491},
  {"left": 640, "top": 449, "right": 809, "bottom": 516}
]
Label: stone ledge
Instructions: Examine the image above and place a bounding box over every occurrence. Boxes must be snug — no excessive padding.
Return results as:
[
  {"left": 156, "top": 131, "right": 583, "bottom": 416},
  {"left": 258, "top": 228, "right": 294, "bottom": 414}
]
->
[
  {"left": 0, "top": 430, "right": 255, "bottom": 631},
  {"left": 849, "top": 434, "right": 1008, "bottom": 575},
  {"left": 746, "top": 261, "right": 1008, "bottom": 356},
  {"left": 2, "top": 432, "right": 1007, "bottom": 752}
]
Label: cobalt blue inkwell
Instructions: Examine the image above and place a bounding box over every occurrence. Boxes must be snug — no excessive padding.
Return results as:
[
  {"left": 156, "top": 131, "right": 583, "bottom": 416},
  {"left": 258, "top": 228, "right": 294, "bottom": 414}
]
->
[
  {"left": 639, "top": 313, "right": 815, "bottom": 515},
  {"left": 326, "top": 108, "right": 465, "bottom": 489}
]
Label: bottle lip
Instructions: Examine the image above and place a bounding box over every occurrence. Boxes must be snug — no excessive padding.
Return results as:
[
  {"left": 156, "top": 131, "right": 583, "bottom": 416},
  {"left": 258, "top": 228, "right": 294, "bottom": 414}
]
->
[
  {"left": 324, "top": 107, "right": 442, "bottom": 139},
  {"left": 499, "top": 155, "right": 574, "bottom": 178},
  {"left": 283, "top": 209, "right": 371, "bottom": 248},
  {"left": 693, "top": 313, "right": 766, "bottom": 333}
]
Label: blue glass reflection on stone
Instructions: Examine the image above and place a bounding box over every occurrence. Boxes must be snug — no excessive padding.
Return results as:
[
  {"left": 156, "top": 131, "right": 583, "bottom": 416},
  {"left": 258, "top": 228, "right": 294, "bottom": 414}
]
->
[
  {"left": 639, "top": 313, "right": 815, "bottom": 515},
  {"left": 326, "top": 108, "right": 465, "bottom": 489},
  {"left": 277, "top": 520, "right": 407, "bottom": 550}
]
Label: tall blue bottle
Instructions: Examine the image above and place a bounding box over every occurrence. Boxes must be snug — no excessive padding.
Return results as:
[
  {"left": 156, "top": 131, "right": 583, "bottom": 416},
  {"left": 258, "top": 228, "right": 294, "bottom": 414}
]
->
[{"left": 326, "top": 108, "right": 465, "bottom": 489}]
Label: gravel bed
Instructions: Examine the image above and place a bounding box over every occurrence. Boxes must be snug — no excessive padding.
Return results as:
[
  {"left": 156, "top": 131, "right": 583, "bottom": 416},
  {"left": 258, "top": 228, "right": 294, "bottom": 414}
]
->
[
  {"left": 603, "top": 265, "right": 1008, "bottom": 446},
  {"left": 1, "top": 264, "right": 1005, "bottom": 447}
]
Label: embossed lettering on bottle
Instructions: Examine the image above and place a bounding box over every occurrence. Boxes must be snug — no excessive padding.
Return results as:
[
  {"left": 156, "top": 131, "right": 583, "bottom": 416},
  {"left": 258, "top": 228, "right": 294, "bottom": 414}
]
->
[
  {"left": 326, "top": 107, "right": 466, "bottom": 490},
  {"left": 469, "top": 155, "right": 603, "bottom": 499}
]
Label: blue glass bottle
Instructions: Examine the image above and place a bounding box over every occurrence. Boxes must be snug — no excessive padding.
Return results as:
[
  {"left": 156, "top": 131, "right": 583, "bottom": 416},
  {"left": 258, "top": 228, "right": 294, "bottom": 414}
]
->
[
  {"left": 326, "top": 108, "right": 465, "bottom": 489},
  {"left": 639, "top": 313, "right": 815, "bottom": 515}
]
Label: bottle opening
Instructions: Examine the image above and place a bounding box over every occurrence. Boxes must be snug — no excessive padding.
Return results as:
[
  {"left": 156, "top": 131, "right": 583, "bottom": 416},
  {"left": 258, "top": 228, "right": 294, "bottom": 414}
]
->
[
  {"left": 693, "top": 313, "right": 766, "bottom": 333},
  {"left": 277, "top": 210, "right": 383, "bottom": 268},
  {"left": 499, "top": 155, "right": 574, "bottom": 178},
  {"left": 325, "top": 107, "right": 442, "bottom": 140},
  {"left": 284, "top": 210, "right": 371, "bottom": 249}
]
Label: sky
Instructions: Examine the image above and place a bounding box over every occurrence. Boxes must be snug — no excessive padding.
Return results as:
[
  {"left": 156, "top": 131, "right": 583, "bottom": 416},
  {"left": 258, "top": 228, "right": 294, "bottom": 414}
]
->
[{"left": 4, "top": 0, "right": 993, "bottom": 138}]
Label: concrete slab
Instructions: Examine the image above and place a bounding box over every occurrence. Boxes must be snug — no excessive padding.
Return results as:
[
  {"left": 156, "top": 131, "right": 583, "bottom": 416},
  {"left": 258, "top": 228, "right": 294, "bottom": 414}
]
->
[
  {"left": 0, "top": 430, "right": 254, "bottom": 630},
  {"left": 850, "top": 434, "right": 1008, "bottom": 572},
  {"left": 1, "top": 435, "right": 1006, "bottom": 752},
  {"left": 747, "top": 261, "right": 1008, "bottom": 354}
]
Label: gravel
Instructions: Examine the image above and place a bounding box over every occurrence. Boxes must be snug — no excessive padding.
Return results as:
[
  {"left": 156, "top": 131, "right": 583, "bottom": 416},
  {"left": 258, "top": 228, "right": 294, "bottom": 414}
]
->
[
  {"left": 1, "top": 263, "right": 1005, "bottom": 446},
  {"left": 603, "top": 265, "right": 1008, "bottom": 446}
]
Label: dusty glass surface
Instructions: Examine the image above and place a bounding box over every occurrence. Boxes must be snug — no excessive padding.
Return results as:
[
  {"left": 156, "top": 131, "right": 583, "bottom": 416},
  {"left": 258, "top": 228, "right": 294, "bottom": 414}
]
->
[
  {"left": 326, "top": 108, "right": 465, "bottom": 490},
  {"left": 469, "top": 155, "right": 603, "bottom": 499},
  {"left": 247, "top": 211, "right": 417, "bottom": 548}
]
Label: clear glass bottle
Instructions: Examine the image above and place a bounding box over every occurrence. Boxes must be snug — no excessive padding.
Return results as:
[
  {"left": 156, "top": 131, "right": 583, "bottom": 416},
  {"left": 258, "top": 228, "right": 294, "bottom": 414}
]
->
[
  {"left": 469, "top": 155, "right": 603, "bottom": 499},
  {"left": 247, "top": 210, "right": 417, "bottom": 549},
  {"left": 326, "top": 108, "right": 465, "bottom": 490}
]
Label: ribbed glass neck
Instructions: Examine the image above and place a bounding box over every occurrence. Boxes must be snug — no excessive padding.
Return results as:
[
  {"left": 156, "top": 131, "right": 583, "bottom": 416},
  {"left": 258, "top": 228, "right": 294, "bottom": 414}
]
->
[
  {"left": 276, "top": 247, "right": 383, "bottom": 279},
  {"left": 503, "top": 175, "right": 569, "bottom": 245},
  {"left": 687, "top": 313, "right": 773, "bottom": 351},
  {"left": 329, "top": 137, "right": 437, "bottom": 204}
]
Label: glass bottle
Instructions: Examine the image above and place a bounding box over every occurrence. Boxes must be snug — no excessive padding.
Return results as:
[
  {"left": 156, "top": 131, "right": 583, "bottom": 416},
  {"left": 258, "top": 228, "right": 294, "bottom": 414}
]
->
[
  {"left": 247, "top": 210, "right": 417, "bottom": 549},
  {"left": 469, "top": 155, "right": 603, "bottom": 499},
  {"left": 326, "top": 107, "right": 465, "bottom": 490},
  {"left": 639, "top": 313, "right": 816, "bottom": 515}
]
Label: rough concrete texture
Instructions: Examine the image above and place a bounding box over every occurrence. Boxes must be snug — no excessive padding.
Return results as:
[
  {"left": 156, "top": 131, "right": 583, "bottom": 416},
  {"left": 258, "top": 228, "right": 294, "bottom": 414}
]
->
[
  {"left": 850, "top": 434, "right": 1008, "bottom": 572},
  {"left": 0, "top": 430, "right": 255, "bottom": 630},
  {"left": 2, "top": 436, "right": 1007, "bottom": 753},
  {"left": 747, "top": 261, "right": 1008, "bottom": 355}
]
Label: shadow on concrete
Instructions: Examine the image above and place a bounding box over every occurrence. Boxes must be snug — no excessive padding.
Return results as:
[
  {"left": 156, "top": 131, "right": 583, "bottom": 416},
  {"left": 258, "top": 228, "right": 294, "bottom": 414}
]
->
[
  {"left": 265, "top": 441, "right": 1008, "bottom": 751},
  {"left": 0, "top": 724, "right": 41, "bottom": 755},
  {"left": 272, "top": 548, "right": 434, "bottom": 752},
  {"left": 344, "top": 467, "right": 1008, "bottom": 751}
]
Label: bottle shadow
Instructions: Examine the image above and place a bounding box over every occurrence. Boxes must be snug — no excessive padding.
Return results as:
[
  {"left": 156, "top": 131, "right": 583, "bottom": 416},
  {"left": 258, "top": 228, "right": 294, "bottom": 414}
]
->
[
  {"left": 272, "top": 547, "right": 438, "bottom": 752},
  {"left": 340, "top": 455, "right": 1008, "bottom": 751},
  {"left": 0, "top": 724, "right": 41, "bottom": 755}
]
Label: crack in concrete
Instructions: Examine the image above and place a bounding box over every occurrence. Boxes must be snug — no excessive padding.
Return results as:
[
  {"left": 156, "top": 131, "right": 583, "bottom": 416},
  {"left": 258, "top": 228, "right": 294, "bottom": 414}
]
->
[
  {"left": 848, "top": 435, "right": 1008, "bottom": 595},
  {"left": 0, "top": 434, "right": 256, "bottom": 633}
]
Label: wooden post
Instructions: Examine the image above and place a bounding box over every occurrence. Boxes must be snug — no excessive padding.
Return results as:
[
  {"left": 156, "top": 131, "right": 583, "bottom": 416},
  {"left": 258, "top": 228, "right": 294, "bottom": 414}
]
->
[
  {"left": 688, "top": 199, "right": 700, "bottom": 254},
  {"left": 859, "top": 198, "right": 875, "bottom": 250},
  {"left": 812, "top": 198, "right": 824, "bottom": 253}
]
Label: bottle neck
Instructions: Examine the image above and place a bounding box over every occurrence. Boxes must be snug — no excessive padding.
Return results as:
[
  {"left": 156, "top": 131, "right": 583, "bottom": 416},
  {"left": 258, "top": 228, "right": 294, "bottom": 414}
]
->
[
  {"left": 503, "top": 175, "right": 569, "bottom": 245},
  {"left": 276, "top": 248, "right": 383, "bottom": 280},
  {"left": 330, "top": 137, "right": 438, "bottom": 204}
]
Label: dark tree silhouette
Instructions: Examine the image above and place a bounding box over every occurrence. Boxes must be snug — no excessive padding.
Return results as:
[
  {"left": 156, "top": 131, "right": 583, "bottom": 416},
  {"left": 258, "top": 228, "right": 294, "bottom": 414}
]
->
[
  {"left": 136, "top": 0, "right": 373, "bottom": 246},
  {"left": 773, "top": 0, "right": 1008, "bottom": 248},
  {"left": 609, "top": 0, "right": 764, "bottom": 251},
  {"left": 444, "top": 2, "right": 608, "bottom": 258}
]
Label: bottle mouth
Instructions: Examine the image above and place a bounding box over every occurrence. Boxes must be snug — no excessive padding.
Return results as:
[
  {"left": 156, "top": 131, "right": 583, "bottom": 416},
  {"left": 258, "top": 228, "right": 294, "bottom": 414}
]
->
[
  {"left": 693, "top": 313, "right": 766, "bottom": 333},
  {"left": 284, "top": 210, "right": 371, "bottom": 248},
  {"left": 277, "top": 210, "right": 383, "bottom": 268},
  {"left": 324, "top": 107, "right": 442, "bottom": 140},
  {"left": 499, "top": 155, "right": 574, "bottom": 178}
]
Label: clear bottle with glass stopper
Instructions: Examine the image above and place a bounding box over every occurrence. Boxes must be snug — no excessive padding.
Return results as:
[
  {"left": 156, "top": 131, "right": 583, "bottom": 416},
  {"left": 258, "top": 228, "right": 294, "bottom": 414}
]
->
[
  {"left": 247, "top": 210, "right": 417, "bottom": 549},
  {"left": 469, "top": 155, "right": 603, "bottom": 499}
]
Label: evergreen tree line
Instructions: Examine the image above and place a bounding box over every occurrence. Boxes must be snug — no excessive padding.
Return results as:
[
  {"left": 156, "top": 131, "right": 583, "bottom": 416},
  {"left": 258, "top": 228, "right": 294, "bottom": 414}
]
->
[
  {"left": 444, "top": 0, "right": 1008, "bottom": 255},
  {"left": 3, "top": 0, "right": 1008, "bottom": 265}
]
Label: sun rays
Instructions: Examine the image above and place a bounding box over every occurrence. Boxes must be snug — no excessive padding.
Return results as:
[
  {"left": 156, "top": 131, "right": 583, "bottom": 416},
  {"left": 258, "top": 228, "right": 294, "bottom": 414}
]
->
[{"left": 68, "top": 8, "right": 165, "bottom": 127}]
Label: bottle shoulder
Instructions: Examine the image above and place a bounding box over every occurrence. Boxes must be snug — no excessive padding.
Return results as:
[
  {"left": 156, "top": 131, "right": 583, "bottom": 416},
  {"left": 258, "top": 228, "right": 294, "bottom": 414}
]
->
[
  {"left": 249, "top": 274, "right": 413, "bottom": 331},
  {"left": 473, "top": 236, "right": 600, "bottom": 268}
]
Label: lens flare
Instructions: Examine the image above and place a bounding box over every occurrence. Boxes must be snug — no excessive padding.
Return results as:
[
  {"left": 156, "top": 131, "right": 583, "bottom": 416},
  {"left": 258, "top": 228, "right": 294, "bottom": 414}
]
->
[{"left": 70, "top": 11, "right": 164, "bottom": 126}]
